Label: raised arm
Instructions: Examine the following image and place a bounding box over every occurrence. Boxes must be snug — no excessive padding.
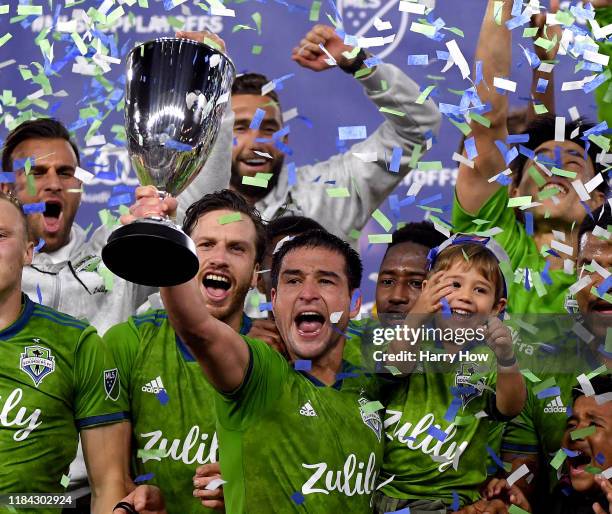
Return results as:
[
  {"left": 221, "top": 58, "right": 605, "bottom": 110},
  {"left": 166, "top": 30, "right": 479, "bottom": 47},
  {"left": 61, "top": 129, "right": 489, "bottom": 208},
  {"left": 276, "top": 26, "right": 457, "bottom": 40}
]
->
[
  {"left": 160, "top": 278, "right": 250, "bottom": 392},
  {"left": 456, "top": 0, "right": 512, "bottom": 215}
]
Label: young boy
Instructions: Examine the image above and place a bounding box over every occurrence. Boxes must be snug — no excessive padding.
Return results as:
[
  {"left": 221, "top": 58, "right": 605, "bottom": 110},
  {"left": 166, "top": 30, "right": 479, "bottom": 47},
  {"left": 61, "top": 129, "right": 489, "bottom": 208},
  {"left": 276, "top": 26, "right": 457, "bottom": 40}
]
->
[{"left": 374, "top": 235, "right": 526, "bottom": 513}]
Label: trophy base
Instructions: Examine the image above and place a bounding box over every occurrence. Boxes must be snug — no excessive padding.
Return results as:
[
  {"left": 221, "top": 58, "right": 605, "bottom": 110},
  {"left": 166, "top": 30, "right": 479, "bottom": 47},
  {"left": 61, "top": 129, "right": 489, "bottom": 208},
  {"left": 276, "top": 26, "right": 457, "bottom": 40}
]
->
[{"left": 101, "top": 218, "right": 199, "bottom": 287}]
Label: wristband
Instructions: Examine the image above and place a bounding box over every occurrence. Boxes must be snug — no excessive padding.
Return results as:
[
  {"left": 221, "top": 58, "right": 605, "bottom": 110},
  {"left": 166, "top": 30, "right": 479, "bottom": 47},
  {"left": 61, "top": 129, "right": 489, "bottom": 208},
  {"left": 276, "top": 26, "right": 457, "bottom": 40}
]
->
[
  {"left": 497, "top": 354, "right": 517, "bottom": 367},
  {"left": 114, "top": 502, "right": 138, "bottom": 514},
  {"left": 339, "top": 48, "right": 368, "bottom": 75}
]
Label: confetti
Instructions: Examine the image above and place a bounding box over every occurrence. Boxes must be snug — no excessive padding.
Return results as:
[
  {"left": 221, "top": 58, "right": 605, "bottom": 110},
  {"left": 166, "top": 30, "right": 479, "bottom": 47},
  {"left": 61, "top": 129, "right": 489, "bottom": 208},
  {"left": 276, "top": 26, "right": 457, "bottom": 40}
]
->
[
  {"left": 338, "top": 126, "right": 367, "bottom": 140},
  {"left": 218, "top": 213, "right": 242, "bottom": 225},
  {"left": 571, "top": 426, "right": 596, "bottom": 440},
  {"left": 294, "top": 360, "right": 312, "bottom": 371}
]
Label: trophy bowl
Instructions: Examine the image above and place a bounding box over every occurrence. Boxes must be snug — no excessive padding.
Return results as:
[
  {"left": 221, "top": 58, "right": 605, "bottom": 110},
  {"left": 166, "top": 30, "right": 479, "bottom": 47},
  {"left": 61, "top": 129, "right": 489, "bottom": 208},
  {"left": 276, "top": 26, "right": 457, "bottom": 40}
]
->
[{"left": 102, "top": 37, "right": 235, "bottom": 287}]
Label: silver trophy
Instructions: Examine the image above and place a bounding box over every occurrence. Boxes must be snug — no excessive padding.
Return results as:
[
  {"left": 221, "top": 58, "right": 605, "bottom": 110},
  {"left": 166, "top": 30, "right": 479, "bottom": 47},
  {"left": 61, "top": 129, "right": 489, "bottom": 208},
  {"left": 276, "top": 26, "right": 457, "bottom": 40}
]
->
[{"left": 102, "top": 38, "right": 235, "bottom": 287}]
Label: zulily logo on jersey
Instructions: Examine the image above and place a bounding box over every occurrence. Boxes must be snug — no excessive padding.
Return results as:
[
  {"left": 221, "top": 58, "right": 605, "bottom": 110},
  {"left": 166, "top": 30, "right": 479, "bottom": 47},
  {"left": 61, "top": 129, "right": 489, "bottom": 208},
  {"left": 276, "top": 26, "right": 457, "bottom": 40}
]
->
[
  {"left": 0, "top": 388, "right": 42, "bottom": 441},
  {"left": 544, "top": 396, "right": 566, "bottom": 414},
  {"left": 142, "top": 376, "right": 165, "bottom": 394}
]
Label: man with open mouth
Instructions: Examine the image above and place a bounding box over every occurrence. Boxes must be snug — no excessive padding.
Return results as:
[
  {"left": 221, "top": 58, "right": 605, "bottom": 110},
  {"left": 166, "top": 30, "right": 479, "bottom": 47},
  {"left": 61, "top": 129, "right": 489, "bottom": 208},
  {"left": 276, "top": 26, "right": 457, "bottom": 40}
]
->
[
  {"left": 228, "top": 23, "right": 440, "bottom": 246},
  {"left": 453, "top": 0, "right": 608, "bottom": 314},
  {"left": 498, "top": 203, "right": 612, "bottom": 513}
]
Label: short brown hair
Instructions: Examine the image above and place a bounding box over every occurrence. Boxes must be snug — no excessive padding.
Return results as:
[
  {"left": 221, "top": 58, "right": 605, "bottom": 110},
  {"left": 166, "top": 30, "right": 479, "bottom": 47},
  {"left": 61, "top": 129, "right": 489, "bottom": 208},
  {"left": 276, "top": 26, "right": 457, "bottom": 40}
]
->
[
  {"left": 429, "top": 242, "right": 505, "bottom": 303},
  {"left": 0, "top": 191, "right": 30, "bottom": 241}
]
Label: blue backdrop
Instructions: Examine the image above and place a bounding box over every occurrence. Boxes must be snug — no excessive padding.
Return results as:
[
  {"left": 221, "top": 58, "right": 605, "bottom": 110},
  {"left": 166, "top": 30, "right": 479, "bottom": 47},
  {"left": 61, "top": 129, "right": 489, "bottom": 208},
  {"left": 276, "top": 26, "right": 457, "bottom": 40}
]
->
[{"left": 0, "top": 0, "right": 599, "bottom": 305}]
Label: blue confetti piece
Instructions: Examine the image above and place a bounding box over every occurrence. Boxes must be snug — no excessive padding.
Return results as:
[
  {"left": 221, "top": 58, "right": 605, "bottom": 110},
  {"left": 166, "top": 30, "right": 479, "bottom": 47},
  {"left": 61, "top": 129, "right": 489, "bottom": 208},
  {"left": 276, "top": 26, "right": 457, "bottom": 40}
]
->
[
  {"left": 165, "top": 140, "right": 193, "bottom": 152},
  {"left": 451, "top": 491, "right": 460, "bottom": 511},
  {"left": 336, "top": 371, "right": 360, "bottom": 380},
  {"left": 536, "top": 386, "right": 561, "bottom": 399},
  {"left": 287, "top": 162, "right": 296, "bottom": 187},
  {"left": 496, "top": 173, "right": 512, "bottom": 186},
  {"left": 0, "top": 172, "right": 16, "bottom": 183},
  {"left": 440, "top": 297, "right": 451, "bottom": 319},
  {"left": 36, "top": 284, "right": 43, "bottom": 304},
  {"left": 524, "top": 268, "right": 531, "bottom": 291},
  {"left": 364, "top": 56, "right": 382, "bottom": 68},
  {"left": 584, "top": 72, "right": 609, "bottom": 94},
  {"left": 584, "top": 121, "right": 608, "bottom": 137},
  {"left": 464, "top": 137, "right": 478, "bottom": 160},
  {"left": 506, "top": 14, "right": 530, "bottom": 30},
  {"left": 596, "top": 452, "right": 606, "bottom": 465},
  {"left": 386, "top": 509, "right": 410, "bottom": 514},
  {"left": 156, "top": 389, "right": 169, "bottom": 405},
  {"left": 562, "top": 447, "right": 581, "bottom": 457},
  {"left": 390, "top": 147, "right": 402, "bottom": 173},
  {"left": 487, "top": 445, "right": 506, "bottom": 470},
  {"left": 23, "top": 202, "right": 46, "bottom": 215},
  {"left": 338, "top": 126, "right": 367, "bottom": 140},
  {"left": 420, "top": 194, "right": 442, "bottom": 205},
  {"left": 407, "top": 54, "right": 428, "bottom": 65},
  {"left": 427, "top": 425, "right": 448, "bottom": 442},
  {"left": 296, "top": 115, "right": 313, "bottom": 128},
  {"left": 518, "top": 145, "right": 535, "bottom": 159},
  {"left": 108, "top": 193, "right": 132, "bottom": 207},
  {"left": 536, "top": 78, "right": 549, "bottom": 94},
  {"left": 524, "top": 212, "right": 534, "bottom": 237},
  {"left": 134, "top": 472, "right": 155, "bottom": 483},
  {"left": 249, "top": 108, "right": 266, "bottom": 130},
  {"left": 541, "top": 260, "right": 553, "bottom": 286},
  {"left": 294, "top": 360, "right": 312, "bottom": 371},
  {"left": 595, "top": 275, "right": 612, "bottom": 297},
  {"left": 350, "top": 289, "right": 361, "bottom": 311},
  {"left": 443, "top": 397, "right": 462, "bottom": 422},
  {"left": 507, "top": 134, "right": 530, "bottom": 143},
  {"left": 34, "top": 239, "right": 45, "bottom": 253},
  {"left": 505, "top": 146, "right": 519, "bottom": 165},
  {"left": 259, "top": 302, "right": 273, "bottom": 312},
  {"left": 475, "top": 60, "right": 483, "bottom": 85},
  {"left": 291, "top": 492, "right": 305, "bottom": 505}
]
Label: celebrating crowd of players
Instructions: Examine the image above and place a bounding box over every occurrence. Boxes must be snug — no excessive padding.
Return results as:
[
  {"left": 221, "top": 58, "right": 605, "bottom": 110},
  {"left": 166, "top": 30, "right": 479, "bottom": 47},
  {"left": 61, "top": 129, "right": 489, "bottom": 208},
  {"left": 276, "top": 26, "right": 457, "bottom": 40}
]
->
[{"left": 1, "top": 1, "right": 612, "bottom": 513}]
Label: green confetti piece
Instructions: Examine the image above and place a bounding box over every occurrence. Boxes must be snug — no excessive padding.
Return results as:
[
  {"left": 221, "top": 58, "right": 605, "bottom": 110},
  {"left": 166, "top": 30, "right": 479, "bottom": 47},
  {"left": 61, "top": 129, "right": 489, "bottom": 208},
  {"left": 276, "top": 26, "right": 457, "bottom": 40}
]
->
[
  {"left": 203, "top": 37, "right": 221, "bottom": 51},
  {"left": 379, "top": 107, "right": 405, "bottom": 117},
  {"left": 418, "top": 206, "right": 442, "bottom": 213},
  {"left": 551, "top": 167, "right": 577, "bottom": 179},
  {"left": 533, "top": 376, "right": 556, "bottom": 394},
  {"left": 531, "top": 271, "right": 547, "bottom": 297},
  {"left": 380, "top": 80, "right": 388, "bottom": 90},
  {"left": 417, "top": 161, "right": 442, "bottom": 171},
  {"left": 445, "top": 26, "right": 464, "bottom": 37},
  {"left": 368, "top": 234, "right": 393, "bottom": 244},
  {"left": 242, "top": 176, "right": 268, "bottom": 188},
  {"left": 533, "top": 103, "right": 549, "bottom": 115},
  {"left": 493, "top": 1, "right": 503, "bottom": 24},
  {"left": 372, "top": 209, "right": 392, "bottom": 232},
  {"left": 521, "top": 369, "right": 541, "bottom": 383},
  {"left": 411, "top": 22, "right": 436, "bottom": 37},
  {"left": 0, "top": 33, "right": 12, "bottom": 47},
  {"left": 454, "top": 415, "right": 475, "bottom": 426},
  {"left": 556, "top": 10, "right": 575, "bottom": 25},
  {"left": 538, "top": 186, "right": 560, "bottom": 200},
  {"left": 354, "top": 67, "right": 373, "bottom": 79},
  {"left": 60, "top": 474, "right": 70, "bottom": 488},
  {"left": 137, "top": 448, "right": 165, "bottom": 460},
  {"left": 585, "top": 465, "right": 603, "bottom": 474},
  {"left": 588, "top": 365, "right": 608, "bottom": 380},
  {"left": 26, "top": 173, "right": 36, "bottom": 196},
  {"left": 138, "top": 0, "right": 149, "bottom": 6},
  {"left": 449, "top": 118, "right": 472, "bottom": 136},
  {"left": 249, "top": 291, "right": 260, "bottom": 307},
  {"left": 106, "top": 6, "right": 125, "bottom": 24},
  {"left": 408, "top": 144, "right": 423, "bottom": 168},
  {"left": 550, "top": 448, "right": 567, "bottom": 470},
  {"left": 309, "top": 0, "right": 321, "bottom": 21},
  {"left": 428, "top": 215, "right": 453, "bottom": 231},
  {"left": 527, "top": 166, "right": 546, "bottom": 187},
  {"left": 415, "top": 85, "right": 436, "bottom": 104},
  {"left": 469, "top": 113, "right": 491, "bottom": 128},
  {"left": 522, "top": 27, "right": 539, "bottom": 38},
  {"left": 534, "top": 37, "right": 555, "bottom": 51},
  {"left": 251, "top": 44, "right": 262, "bottom": 55},
  {"left": 384, "top": 365, "right": 402, "bottom": 376},
  {"left": 342, "top": 47, "right": 361, "bottom": 61},
  {"left": 360, "top": 400, "right": 384, "bottom": 414},
  {"left": 462, "top": 249, "right": 469, "bottom": 261},
  {"left": 71, "top": 32, "right": 88, "bottom": 55},
  {"left": 232, "top": 24, "right": 254, "bottom": 32},
  {"left": 252, "top": 12, "right": 262, "bottom": 34},
  {"left": 17, "top": 4, "right": 43, "bottom": 15},
  {"left": 0, "top": 6, "right": 9, "bottom": 15},
  {"left": 471, "top": 219, "right": 490, "bottom": 226},
  {"left": 509, "top": 505, "right": 531, "bottom": 514},
  {"left": 349, "top": 229, "right": 361, "bottom": 240},
  {"left": 218, "top": 212, "right": 242, "bottom": 225},
  {"left": 326, "top": 187, "right": 350, "bottom": 198},
  {"left": 507, "top": 196, "right": 532, "bottom": 207},
  {"left": 167, "top": 16, "right": 185, "bottom": 30},
  {"left": 589, "top": 134, "right": 611, "bottom": 152},
  {"left": 570, "top": 425, "right": 596, "bottom": 440}
]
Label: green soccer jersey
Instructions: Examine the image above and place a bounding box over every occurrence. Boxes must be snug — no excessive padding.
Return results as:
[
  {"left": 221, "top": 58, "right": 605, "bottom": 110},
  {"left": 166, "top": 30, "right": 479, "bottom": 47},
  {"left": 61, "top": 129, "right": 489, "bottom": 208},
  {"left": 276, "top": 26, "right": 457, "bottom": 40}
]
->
[
  {"left": 379, "top": 344, "right": 507, "bottom": 508},
  {"left": 215, "top": 337, "right": 385, "bottom": 513},
  {"left": 105, "top": 310, "right": 231, "bottom": 514},
  {"left": 452, "top": 188, "right": 575, "bottom": 314},
  {"left": 0, "top": 295, "right": 129, "bottom": 511}
]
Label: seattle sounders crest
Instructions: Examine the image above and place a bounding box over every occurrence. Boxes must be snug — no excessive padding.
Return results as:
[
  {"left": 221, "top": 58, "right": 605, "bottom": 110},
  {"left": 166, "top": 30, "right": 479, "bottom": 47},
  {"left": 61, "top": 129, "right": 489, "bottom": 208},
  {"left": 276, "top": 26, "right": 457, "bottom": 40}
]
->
[{"left": 20, "top": 343, "right": 55, "bottom": 387}]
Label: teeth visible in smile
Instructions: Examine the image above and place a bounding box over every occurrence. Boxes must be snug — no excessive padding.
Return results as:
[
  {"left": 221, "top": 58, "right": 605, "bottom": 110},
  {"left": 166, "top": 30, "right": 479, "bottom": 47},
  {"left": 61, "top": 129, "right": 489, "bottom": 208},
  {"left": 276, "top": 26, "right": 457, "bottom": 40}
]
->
[
  {"left": 452, "top": 309, "right": 470, "bottom": 315},
  {"left": 301, "top": 311, "right": 319, "bottom": 316},
  {"left": 245, "top": 159, "right": 267, "bottom": 165},
  {"left": 205, "top": 274, "right": 229, "bottom": 283},
  {"left": 542, "top": 183, "right": 568, "bottom": 194}
]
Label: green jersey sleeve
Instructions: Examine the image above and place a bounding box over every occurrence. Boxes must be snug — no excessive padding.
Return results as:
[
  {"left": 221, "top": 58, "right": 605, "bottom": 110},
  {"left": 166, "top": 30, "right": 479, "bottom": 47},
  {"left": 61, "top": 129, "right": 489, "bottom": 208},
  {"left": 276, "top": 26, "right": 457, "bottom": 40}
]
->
[
  {"left": 74, "top": 326, "right": 130, "bottom": 429},
  {"left": 452, "top": 188, "right": 536, "bottom": 271},
  {"left": 103, "top": 318, "right": 142, "bottom": 399},
  {"left": 215, "top": 336, "right": 289, "bottom": 431}
]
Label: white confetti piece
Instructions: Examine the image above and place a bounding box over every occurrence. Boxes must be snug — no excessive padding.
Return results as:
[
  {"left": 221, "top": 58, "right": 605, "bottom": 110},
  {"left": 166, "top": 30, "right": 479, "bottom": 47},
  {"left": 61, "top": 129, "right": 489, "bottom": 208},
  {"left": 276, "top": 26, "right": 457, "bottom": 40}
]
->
[
  {"left": 253, "top": 150, "right": 273, "bottom": 159},
  {"left": 507, "top": 464, "right": 530, "bottom": 487},
  {"left": 568, "top": 106, "right": 580, "bottom": 121},
  {"left": 56, "top": 20, "right": 77, "bottom": 32},
  {"left": 569, "top": 275, "right": 592, "bottom": 296},
  {"left": 603, "top": 467, "right": 612, "bottom": 479},
  {"left": 590, "top": 259, "right": 610, "bottom": 279},
  {"left": 205, "top": 478, "right": 227, "bottom": 491},
  {"left": 74, "top": 167, "right": 95, "bottom": 184},
  {"left": 572, "top": 180, "right": 590, "bottom": 201},
  {"left": 592, "top": 225, "right": 611, "bottom": 240},
  {"left": 452, "top": 152, "right": 474, "bottom": 168},
  {"left": 399, "top": 1, "right": 426, "bottom": 14},
  {"left": 446, "top": 40, "right": 470, "bottom": 79},
  {"left": 585, "top": 173, "right": 603, "bottom": 194},
  {"left": 555, "top": 116, "right": 565, "bottom": 142},
  {"left": 572, "top": 322, "right": 594, "bottom": 344},
  {"left": 551, "top": 240, "right": 573, "bottom": 256},
  {"left": 488, "top": 168, "right": 512, "bottom": 183},
  {"left": 493, "top": 77, "right": 517, "bottom": 92},
  {"left": 376, "top": 474, "right": 396, "bottom": 490},
  {"left": 595, "top": 393, "right": 612, "bottom": 405},
  {"left": 330, "top": 311, "right": 343, "bottom": 323},
  {"left": 406, "top": 182, "right": 422, "bottom": 197},
  {"left": 373, "top": 17, "right": 392, "bottom": 30},
  {"left": 282, "top": 107, "right": 298, "bottom": 122},
  {"left": 86, "top": 135, "right": 106, "bottom": 147},
  {"left": 353, "top": 152, "right": 378, "bottom": 162},
  {"left": 584, "top": 49, "right": 610, "bottom": 67},
  {"left": 538, "top": 62, "right": 555, "bottom": 73},
  {"left": 563, "top": 259, "right": 575, "bottom": 275},
  {"left": 577, "top": 373, "right": 596, "bottom": 397}
]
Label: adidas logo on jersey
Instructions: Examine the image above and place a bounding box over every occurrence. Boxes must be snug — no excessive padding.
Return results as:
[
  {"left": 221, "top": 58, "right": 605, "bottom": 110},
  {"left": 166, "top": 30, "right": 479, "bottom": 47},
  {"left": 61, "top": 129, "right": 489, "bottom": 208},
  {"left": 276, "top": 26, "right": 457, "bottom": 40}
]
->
[
  {"left": 299, "top": 401, "right": 317, "bottom": 417},
  {"left": 142, "top": 376, "right": 165, "bottom": 394},
  {"left": 544, "top": 396, "right": 566, "bottom": 414}
]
